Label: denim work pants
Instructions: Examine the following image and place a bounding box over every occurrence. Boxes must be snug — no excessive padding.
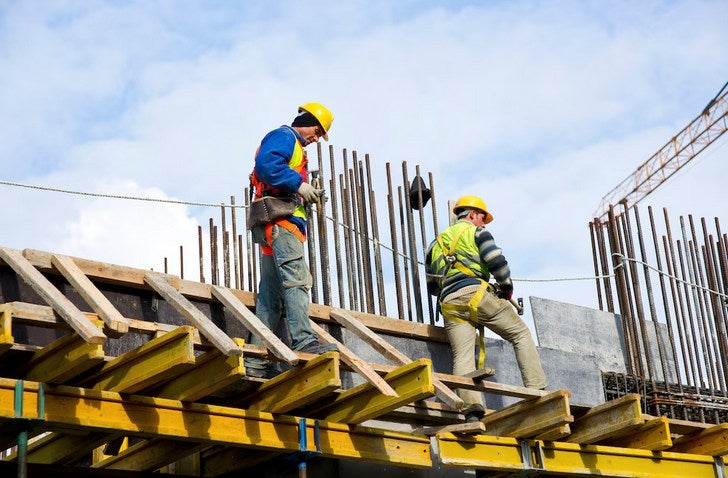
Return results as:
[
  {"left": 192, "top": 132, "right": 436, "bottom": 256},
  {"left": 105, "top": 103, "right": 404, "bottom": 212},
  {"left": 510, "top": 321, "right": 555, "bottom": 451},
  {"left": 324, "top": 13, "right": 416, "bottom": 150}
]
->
[
  {"left": 443, "top": 285, "right": 546, "bottom": 409},
  {"left": 246, "top": 224, "right": 316, "bottom": 370}
]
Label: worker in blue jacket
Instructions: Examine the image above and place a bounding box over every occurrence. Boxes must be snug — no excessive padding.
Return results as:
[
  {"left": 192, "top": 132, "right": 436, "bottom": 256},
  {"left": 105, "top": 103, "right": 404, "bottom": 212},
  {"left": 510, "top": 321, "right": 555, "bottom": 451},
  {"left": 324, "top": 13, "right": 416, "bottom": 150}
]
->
[{"left": 245, "top": 103, "right": 337, "bottom": 378}]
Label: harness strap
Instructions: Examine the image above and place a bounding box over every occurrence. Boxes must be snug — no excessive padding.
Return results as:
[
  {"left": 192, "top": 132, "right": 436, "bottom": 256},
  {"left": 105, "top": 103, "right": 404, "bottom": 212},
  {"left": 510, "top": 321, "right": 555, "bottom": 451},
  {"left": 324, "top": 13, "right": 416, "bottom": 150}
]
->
[
  {"left": 261, "top": 220, "right": 306, "bottom": 256},
  {"left": 440, "top": 280, "right": 493, "bottom": 368}
]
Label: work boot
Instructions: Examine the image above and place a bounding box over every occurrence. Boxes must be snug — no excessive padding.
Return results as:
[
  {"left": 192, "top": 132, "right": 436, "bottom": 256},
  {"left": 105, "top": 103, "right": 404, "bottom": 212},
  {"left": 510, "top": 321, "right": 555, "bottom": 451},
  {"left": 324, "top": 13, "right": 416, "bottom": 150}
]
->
[
  {"left": 462, "top": 404, "right": 485, "bottom": 423},
  {"left": 299, "top": 340, "right": 338, "bottom": 354}
]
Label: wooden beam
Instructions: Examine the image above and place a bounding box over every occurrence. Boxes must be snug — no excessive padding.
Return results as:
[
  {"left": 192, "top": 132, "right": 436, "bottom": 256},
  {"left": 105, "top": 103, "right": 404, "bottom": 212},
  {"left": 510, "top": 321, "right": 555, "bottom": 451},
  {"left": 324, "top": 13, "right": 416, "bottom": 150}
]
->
[
  {"left": 310, "top": 321, "right": 398, "bottom": 397},
  {"left": 0, "top": 307, "right": 13, "bottom": 355},
  {"left": 566, "top": 393, "right": 643, "bottom": 444},
  {"left": 210, "top": 285, "right": 298, "bottom": 365},
  {"left": 93, "top": 439, "right": 206, "bottom": 472},
  {"left": 480, "top": 390, "right": 573, "bottom": 439},
  {"left": 155, "top": 338, "right": 246, "bottom": 402},
  {"left": 51, "top": 254, "right": 130, "bottom": 336},
  {"left": 670, "top": 423, "right": 728, "bottom": 456},
  {"left": 330, "top": 308, "right": 463, "bottom": 410},
  {"left": 144, "top": 272, "right": 241, "bottom": 356},
  {"left": 0, "top": 247, "right": 106, "bottom": 344},
  {"left": 245, "top": 351, "right": 341, "bottom": 414},
  {"left": 413, "top": 421, "right": 486, "bottom": 436},
  {"left": 604, "top": 416, "right": 673, "bottom": 451},
  {"left": 19, "top": 432, "right": 118, "bottom": 465},
  {"left": 317, "top": 358, "right": 436, "bottom": 424},
  {"left": 80, "top": 325, "right": 197, "bottom": 393},
  {"left": 25, "top": 323, "right": 106, "bottom": 383}
]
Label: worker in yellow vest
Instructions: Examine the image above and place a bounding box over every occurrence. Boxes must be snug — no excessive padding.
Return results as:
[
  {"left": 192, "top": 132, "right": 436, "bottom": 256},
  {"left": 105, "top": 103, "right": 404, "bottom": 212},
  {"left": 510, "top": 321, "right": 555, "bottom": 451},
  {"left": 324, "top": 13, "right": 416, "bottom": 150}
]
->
[
  {"left": 245, "top": 103, "right": 337, "bottom": 378},
  {"left": 425, "top": 195, "right": 546, "bottom": 421}
]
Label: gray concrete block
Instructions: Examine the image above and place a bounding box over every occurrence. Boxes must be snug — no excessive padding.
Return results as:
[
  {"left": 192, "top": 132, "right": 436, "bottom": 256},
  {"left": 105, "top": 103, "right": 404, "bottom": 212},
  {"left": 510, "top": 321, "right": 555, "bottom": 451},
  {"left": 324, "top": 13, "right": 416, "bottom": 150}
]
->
[{"left": 530, "top": 296, "right": 627, "bottom": 373}]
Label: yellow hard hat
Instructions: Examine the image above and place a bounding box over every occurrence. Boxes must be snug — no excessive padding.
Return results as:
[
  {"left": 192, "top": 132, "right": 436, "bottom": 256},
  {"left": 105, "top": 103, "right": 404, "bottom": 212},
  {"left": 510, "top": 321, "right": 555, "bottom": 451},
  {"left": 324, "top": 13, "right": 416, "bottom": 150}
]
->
[
  {"left": 453, "top": 195, "right": 493, "bottom": 224},
  {"left": 299, "top": 102, "right": 333, "bottom": 141}
]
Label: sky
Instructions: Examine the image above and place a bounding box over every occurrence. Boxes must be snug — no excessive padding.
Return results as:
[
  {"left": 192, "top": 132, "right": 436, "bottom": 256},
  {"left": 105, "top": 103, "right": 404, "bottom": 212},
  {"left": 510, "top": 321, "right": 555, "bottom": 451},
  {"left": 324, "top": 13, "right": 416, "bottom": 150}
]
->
[{"left": 1, "top": 0, "right": 727, "bottom": 329}]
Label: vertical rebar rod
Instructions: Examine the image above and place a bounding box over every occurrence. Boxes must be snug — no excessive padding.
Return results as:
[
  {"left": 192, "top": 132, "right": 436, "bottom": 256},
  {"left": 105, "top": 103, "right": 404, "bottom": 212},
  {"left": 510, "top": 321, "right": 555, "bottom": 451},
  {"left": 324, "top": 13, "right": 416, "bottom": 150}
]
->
[
  {"left": 622, "top": 206, "right": 654, "bottom": 380},
  {"left": 398, "top": 186, "right": 413, "bottom": 321},
  {"left": 340, "top": 173, "right": 357, "bottom": 310},
  {"left": 366, "top": 154, "right": 387, "bottom": 315},
  {"left": 386, "top": 163, "right": 405, "bottom": 320},
  {"left": 634, "top": 206, "right": 669, "bottom": 383},
  {"left": 596, "top": 218, "right": 615, "bottom": 312},
  {"left": 647, "top": 206, "right": 683, "bottom": 391},
  {"left": 306, "top": 196, "right": 319, "bottom": 304},
  {"left": 676, "top": 238, "right": 706, "bottom": 391},
  {"left": 664, "top": 209, "right": 698, "bottom": 390},
  {"left": 198, "top": 225, "right": 205, "bottom": 283},
  {"left": 179, "top": 245, "right": 184, "bottom": 280},
  {"left": 607, "top": 206, "right": 636, "bottom": 375},
  {"left": 230, "top": 196, "right": 240, "bottom": 289},
  {"left": 221, "top": 205, "right": 230, "bottom": 288},
  {"left": 682, "top": 216, "right": 716, "bottom": 390},
  {"left": 415, "top": 167, "right": 435, "bottom": 324},
  {"left": 209, "top": 219, "right": 218, "bottom": 286},
  {"left": 428, "top": 172, "right": 441, "bottom": 325},
  {"left": 349, "top": 168, "right": 365, "bottom": 311},
  {"left": 328, "top": 145, "right": 345, "bottom": 308},
  {"left": 315, "top": 144, "right": 332, "bottom": 306},
  {"left": 702, "top": 227, "right": 728, "bottom": 390},
  {"left": 354, "top": 153, "right": 374, "bottom": 313},
  {"left": 616, "top": 211, "right": 642, "bottom": 376},
  {"left": 589, "top": 221, "right": 604, "bottom": 311},
  {"left": 402, "top": 161, "right": 424, "bottom": 323}
]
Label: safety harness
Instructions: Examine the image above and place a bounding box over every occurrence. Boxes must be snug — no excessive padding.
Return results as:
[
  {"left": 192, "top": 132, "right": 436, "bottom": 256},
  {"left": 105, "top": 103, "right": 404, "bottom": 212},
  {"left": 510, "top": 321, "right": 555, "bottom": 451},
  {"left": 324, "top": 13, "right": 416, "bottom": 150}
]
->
[{"left": 434, "top": 225, "right": 493, "bottom": 369}]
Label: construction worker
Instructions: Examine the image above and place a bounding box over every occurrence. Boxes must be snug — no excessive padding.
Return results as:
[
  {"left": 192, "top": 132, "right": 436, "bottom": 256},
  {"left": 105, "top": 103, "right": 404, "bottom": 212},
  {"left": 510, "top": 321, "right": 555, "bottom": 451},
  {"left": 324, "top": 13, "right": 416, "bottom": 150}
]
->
[
  {"left": 245, "top": 102, "right": 338, "bottom": 378},
  {"left": 425, "top": 195, "right": 546, "bottom": 421}
]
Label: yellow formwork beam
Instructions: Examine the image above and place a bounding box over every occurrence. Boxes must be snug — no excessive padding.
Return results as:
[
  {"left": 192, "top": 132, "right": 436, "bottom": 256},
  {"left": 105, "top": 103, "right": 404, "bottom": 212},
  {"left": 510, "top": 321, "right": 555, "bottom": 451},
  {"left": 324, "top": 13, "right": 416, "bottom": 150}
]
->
[
  {"left": 80, "top": 325, "right": 196, "bottom": 393},
  {"left": 92, "top": 438, "right": 206, "bottom": 471},
  {"left": 437, "top": 433, "right": 728, "bottom": 478},
  {"left": 247, "top": 351, "right": 342, "bottom": 414},
  {"left": 13, "top": 431, "right": 117, "bottom": 465},
  {"left": 155, "top": 337, "right": 246, "bottom": 402},
  {"left": 0, "top": 378, "right": 432, "bottom": 468},
  {"left": 605, "top": 416, "right": 673, "bottom": 451},
  {"left": 25, "top": 321, "right": 105, "bottom": 383},
  {"left": 566, "top": 393, "right": 643, "bottom": 444},
  {"left": 671, "top": 423, "right": 728, "bottom": 456},
  {"left": 318, "top": 358, "right": 436, "bottom": 424}
]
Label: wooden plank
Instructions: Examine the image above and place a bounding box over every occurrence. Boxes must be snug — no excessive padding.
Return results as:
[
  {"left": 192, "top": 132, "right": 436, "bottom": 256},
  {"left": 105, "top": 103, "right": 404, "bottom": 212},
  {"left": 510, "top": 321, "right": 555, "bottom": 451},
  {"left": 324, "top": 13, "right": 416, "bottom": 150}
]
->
[
  {"left": 0, "top": 247, "right": 106, "bottom": 344},
  {"left": 80, "top": 325, "right": 197, "bottom": 393},
  {"left": 463, "top": 368, "right": 496, "bottom": 379},
  {"left": 480, "top": 390, "right": 573, "bottom": 439},
  {"left": 245, "top": 351, "right": 342, "bottom": 414},
  {"left": 144, "top": 272, "right": 241, "bottom": 356},
  {"left": 211, "top": 285, "right": 298, "bottom": 365},
  {"left": 155, "top": 338, "right": 247, "bottom": 402},
  {"left": 310, "top": 321, "right": 398, "bottom": 397},
  {"left": 330, "top": 308, "right": 463, "bottom": 410},
  {"left": 25, "top": 323, "right": 106, "bottom": 383},
  {"left": 318, "top": 358, "right": 436, "bottom": 424},
  {"left": 51, "top": 254, "right": 130, "bottom": 335},
  {"left": 604, "top": 416, "right": 673, "bottom": 451},
  {"left": 0, "top": 307, "right": 13, "bottom": 355},
  {"left": 566, "top": 393, "right": 644, "bottom": 444},
  {"left": 670, "top": 423, "right": 728, "bottom": 456}
]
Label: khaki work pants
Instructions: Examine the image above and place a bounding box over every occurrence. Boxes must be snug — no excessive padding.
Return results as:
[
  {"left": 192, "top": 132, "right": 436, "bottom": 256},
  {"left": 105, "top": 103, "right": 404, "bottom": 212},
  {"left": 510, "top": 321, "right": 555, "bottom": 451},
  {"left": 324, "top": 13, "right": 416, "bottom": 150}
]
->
[{"left": 443, "top": 285, "right": 547, "bottom": 410}]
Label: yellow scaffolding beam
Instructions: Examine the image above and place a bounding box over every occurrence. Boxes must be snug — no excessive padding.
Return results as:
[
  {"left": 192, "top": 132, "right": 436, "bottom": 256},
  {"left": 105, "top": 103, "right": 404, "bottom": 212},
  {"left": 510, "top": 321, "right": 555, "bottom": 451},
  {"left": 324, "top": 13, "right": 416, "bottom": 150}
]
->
[
  {"left": 437, "top": 433, "right": 728, "bottom": 477},
  {"left": 0, "top": 378, "right": 432, "bottom": 469}
]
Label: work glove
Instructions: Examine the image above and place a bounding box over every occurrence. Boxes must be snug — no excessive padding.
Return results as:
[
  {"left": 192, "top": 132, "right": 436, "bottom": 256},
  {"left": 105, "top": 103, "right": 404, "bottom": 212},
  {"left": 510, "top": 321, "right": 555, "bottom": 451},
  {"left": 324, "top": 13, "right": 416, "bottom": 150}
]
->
[
  {"left": 297, "top": 182, "right": 324, "bottom": 204},
  {"left": 496, "top": 280, "right": 513, "bottom": 300}
]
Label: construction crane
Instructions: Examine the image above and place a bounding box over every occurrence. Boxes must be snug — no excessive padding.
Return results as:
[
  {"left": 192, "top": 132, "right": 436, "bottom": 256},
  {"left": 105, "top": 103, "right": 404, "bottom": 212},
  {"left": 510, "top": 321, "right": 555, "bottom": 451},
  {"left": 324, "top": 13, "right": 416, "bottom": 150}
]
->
[{"left": 594, "top": 82, "right": 728, "bottom": 220}]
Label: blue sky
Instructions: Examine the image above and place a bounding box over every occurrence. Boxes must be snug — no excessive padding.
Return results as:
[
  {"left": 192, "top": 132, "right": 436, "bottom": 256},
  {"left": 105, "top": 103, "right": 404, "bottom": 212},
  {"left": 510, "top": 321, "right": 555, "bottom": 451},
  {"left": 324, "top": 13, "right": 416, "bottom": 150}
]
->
[{"left": 1, "top": 0, "right": 726, "bottom": 325}]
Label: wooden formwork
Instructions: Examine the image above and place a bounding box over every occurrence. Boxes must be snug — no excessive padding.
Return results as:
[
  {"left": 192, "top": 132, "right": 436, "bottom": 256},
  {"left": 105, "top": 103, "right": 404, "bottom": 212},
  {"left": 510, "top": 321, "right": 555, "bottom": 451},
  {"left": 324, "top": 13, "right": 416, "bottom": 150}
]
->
[{"left": 0, "top": 246, "right": 726, "bottom": 477}]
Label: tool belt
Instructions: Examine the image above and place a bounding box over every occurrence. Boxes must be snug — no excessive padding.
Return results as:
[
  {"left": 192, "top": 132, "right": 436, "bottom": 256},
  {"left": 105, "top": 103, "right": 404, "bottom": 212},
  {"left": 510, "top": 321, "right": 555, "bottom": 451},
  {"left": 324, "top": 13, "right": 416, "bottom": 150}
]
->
[
  {"left": 440, "top": 280, "right": 493, "bottom": 369},
  {"left": 247, "top": 196, "right": 298, "bottom": 229}
]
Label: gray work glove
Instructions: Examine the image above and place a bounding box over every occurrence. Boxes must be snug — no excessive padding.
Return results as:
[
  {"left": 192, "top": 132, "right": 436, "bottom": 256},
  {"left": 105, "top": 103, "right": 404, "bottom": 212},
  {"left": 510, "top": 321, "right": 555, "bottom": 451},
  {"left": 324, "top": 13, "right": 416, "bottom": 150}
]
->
[{"left": 298, "top": 182, "right": 324, "bottom": 204}]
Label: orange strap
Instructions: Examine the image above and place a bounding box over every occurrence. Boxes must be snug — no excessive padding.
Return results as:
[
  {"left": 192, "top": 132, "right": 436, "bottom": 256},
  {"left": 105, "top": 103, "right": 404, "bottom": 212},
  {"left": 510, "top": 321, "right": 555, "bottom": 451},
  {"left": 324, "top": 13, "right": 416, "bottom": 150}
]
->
[{"left": 261, "top": 220, "right": 306, "bottom": 255}]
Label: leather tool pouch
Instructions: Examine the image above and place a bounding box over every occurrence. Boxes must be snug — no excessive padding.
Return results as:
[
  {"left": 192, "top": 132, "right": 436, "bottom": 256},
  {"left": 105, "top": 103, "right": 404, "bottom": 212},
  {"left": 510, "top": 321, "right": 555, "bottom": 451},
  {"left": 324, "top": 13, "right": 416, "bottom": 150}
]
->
[{"left": 247, "top": 196, "right": 298, "bottom": 229}]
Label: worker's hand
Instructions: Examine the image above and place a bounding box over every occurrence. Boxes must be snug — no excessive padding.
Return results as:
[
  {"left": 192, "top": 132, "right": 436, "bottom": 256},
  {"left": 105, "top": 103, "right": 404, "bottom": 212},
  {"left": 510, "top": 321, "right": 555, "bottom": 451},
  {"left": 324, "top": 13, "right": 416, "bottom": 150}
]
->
[
  {"left": 298, "top": 182, "right": 323, "bottom": 204},
  {"left": 496, "top": 281, "right": 513, "bottom": 300}
]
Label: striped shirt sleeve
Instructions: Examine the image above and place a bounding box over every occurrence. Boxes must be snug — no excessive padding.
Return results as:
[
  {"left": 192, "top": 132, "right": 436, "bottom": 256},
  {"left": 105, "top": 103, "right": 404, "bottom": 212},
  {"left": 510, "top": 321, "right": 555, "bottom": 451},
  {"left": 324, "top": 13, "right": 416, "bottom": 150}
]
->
[{"left": 474, "top": 227, "right": 511, "bottom": 283}]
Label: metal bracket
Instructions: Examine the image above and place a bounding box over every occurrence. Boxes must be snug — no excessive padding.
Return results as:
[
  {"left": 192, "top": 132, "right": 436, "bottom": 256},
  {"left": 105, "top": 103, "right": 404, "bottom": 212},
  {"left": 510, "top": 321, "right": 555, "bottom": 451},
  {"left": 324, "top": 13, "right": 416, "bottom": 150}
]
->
[
  {"left": 715, "top": 456, "right": 727, "bottom": 478},
  {"left": 511, "top": 440, "right": 546, "bottom": 477},
  {"left": 0, "top": 380, "right": 46, "bottom": 435}
]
